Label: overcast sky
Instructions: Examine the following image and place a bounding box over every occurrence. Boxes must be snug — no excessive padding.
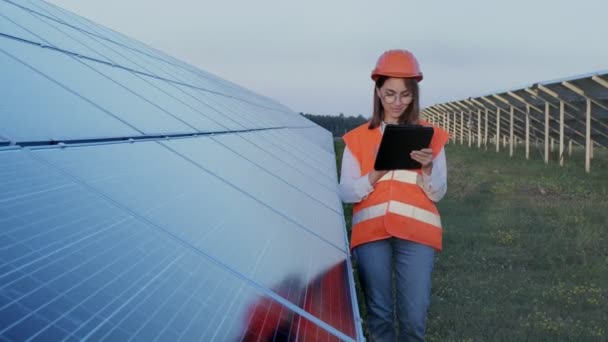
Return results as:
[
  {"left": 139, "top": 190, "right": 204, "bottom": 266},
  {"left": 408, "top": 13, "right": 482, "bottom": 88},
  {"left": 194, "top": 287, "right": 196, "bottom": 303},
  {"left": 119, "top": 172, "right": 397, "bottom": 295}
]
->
[{"left": 46, "top": 0, "right": 607, "bottom": 117}]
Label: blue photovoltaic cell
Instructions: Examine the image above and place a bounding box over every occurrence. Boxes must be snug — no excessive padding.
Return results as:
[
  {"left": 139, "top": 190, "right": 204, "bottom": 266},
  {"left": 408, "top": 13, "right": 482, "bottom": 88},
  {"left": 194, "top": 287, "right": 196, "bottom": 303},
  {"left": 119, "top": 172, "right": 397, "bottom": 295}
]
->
[
  {"left": 0, "top": 1, "right": 111, "bottom": 63},
  {"left": 147, "top": 82, "right": 247, "bottom": 132},
  {"left": 32, "top": 14, "right": 149, "bottom": 73},
  {"left": 214, "top": 97, "right": 279, "bottom": 129},
  {"left": 0, "top": 149, "right": 352, "bottom": 341},
  {"left": 182, "top": 69, "right": 273, "bottom": 110},
  {"left": 31, "top": 140, "right": 358, "bottom": 336},
  {"left": 0, "top": 4, "right": 43, "bottom": 43},
  {"left": 0, "top": 39, "right": 140, "bottom": 142},
  {"left": 5, "top": 0, "right": 306, "bottom": 124},
  {"left": 245, "top": 131, "right": 338, "bottom": 191},
  {"left": 0, "top": 37, "right": 196, "bottom": 137},
  {"left": 32, "top": 140, "right": 350, "bottom": 278},
  {"left": 4, "top": 0, "right": 302, "bottom": 119},
  {"left": 19, "top": 0, "right": 182, "bottom": 67},
  {"left": 122, "top": 50, "right": 224, "bottom": 92},
  {"left": 276, "top": 128, "right": 338, "bottom": 167},
  {"left": 163, "top": 136, "right": 346, "bottom": 247},
  {"left": 78, "top": 59, "right": 228, "bottom": 133},
  {"left": 260, "top": 130, "right": 339, "bottom": 183},
  {"left": 119, "top": 75, "right": 234, "bottom": 133},
  {"left": 271, "top": 128, "right": 335, "bottom": 167},
  {"left": 217, "top": 132, "right": 343, "bottom": 213},
  {"left": 22, "top": 2, "right": 188, "bottom": 85},
  {"left": 14, "top": 3, "right": 238, "bottom": 101},
  {"left": 179, "top": 89, "right": 269, "bottom": 130},
  {"left": 289, "top": 126, "right": 339, "bottom": 154}
]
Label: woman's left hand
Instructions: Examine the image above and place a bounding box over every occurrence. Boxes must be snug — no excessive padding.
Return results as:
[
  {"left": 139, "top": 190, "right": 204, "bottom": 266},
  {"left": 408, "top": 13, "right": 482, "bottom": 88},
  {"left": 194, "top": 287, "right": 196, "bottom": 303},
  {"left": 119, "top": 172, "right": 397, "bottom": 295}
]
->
[{"left": 410, "top": 148, "right": 434, "bottom": 175}]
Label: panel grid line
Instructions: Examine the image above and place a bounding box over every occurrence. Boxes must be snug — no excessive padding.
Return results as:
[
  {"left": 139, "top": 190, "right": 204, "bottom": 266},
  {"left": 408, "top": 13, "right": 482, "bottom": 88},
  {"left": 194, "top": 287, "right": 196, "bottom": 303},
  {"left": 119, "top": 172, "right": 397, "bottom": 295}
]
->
[
  {"left": 174, "top": 243, "right": 239, "bottom": 342},
  {"left": 68, "top": 238, "right": 180, "bottom": 341},
  {"left": 1, "top": 191, "right": 98, "bottom": 242},
  {"left": 133, "top": 221, "right": 227, "bottom": 342},
  {"left": 21, "top": 228, "right": 161, "bottom": 341},
  {"left": 0, "top": 217, "right": 145, "bottom": 337},
  {"left": 0, "top": 213, "right": 131, "bottom": 284}
]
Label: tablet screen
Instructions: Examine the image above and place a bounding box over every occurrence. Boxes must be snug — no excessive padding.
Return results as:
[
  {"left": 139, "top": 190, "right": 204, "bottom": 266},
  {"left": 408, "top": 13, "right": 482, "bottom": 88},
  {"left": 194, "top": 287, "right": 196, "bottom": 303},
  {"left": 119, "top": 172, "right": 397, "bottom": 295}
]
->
[{"left": 373, "top": 124, "right": 434, "bottom": 170}]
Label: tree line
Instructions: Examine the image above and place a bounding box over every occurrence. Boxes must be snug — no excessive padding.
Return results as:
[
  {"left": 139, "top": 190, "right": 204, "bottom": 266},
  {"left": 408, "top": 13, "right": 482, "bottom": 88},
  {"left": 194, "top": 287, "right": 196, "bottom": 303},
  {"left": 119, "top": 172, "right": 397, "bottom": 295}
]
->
[{"left": 300, "top": 113, "right": 368, "bottom": 137}]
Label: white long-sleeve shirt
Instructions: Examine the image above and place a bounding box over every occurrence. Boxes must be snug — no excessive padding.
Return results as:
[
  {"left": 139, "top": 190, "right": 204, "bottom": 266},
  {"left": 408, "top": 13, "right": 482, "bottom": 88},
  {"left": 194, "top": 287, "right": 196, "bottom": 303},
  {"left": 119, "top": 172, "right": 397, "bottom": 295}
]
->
[{"left": 338, "top": 124, "right": 447, "bottom": 203}]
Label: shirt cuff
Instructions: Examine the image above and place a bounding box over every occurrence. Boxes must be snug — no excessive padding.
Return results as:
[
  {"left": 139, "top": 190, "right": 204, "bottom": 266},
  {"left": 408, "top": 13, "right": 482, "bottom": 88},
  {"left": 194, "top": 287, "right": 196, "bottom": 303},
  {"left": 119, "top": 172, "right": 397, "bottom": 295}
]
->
[
  {"left": 354, "top": 174, "right": 374, "bottom": 200},
  {"left": 421, "top": 170, "right": 434, "bottom": 192}
]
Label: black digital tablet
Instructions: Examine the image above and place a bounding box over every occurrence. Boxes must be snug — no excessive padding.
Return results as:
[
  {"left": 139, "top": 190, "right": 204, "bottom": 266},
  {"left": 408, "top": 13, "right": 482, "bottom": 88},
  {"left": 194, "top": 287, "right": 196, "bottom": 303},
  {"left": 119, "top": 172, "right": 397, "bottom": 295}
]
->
[{"left": 374, "top": 124, "right": 434, "bottom": 170}]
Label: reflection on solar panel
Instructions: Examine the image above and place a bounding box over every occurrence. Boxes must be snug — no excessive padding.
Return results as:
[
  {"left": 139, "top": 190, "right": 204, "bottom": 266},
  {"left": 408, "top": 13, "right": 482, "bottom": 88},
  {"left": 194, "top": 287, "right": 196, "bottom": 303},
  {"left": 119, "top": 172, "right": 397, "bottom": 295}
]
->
[{"left": 0, "top": 0, "right": 363, "bottom": 340}]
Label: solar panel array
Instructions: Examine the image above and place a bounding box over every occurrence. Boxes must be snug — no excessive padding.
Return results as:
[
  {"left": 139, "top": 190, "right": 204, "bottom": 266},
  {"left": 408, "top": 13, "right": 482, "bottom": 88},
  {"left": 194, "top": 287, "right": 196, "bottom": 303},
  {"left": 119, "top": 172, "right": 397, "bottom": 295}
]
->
[{"left": 0, "top": 0, "right": 363, "bottom": 340}]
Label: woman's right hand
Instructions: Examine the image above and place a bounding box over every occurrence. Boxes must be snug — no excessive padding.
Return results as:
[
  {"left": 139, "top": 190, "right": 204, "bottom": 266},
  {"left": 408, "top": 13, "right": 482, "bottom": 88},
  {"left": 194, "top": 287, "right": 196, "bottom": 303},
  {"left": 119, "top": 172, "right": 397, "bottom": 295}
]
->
[{"left": 368, "top": 169, "right": 389, "bottom": 185}]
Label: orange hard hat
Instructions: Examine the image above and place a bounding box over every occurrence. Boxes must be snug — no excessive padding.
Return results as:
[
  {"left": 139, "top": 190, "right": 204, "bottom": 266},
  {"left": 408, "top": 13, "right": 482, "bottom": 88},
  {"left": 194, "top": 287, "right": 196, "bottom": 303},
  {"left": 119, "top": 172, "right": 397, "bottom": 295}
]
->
[{"left": 371, "top": 49, "right": 423, "bottom": 82}]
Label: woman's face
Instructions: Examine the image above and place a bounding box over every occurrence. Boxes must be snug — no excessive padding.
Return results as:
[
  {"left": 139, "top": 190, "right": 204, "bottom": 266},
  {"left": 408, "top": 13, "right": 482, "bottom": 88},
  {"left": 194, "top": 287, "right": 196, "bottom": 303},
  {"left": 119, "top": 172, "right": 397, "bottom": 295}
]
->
[{"left": 376, "top": 77, "right": 413, "bottom": 123}]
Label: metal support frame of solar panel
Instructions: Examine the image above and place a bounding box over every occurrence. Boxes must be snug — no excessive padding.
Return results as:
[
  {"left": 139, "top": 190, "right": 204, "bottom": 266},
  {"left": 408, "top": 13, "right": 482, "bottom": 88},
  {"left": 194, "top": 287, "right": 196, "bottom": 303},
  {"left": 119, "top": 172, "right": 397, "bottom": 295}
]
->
[
  {"left": 426, "top": 73, "right": 608, "bottom": 146},
  {"left": 0, "top": 0, "right": 364, "bottom": 340},
  {"left": 423, "top": 71, "right": 608, "bottom": 172}
]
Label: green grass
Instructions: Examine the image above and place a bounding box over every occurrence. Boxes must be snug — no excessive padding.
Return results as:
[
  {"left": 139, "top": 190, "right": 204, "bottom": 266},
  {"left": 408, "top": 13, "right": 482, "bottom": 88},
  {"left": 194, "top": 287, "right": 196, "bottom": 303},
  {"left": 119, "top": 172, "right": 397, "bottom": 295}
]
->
[{"left": 334, "top": 138, "right": 608, "bottom": 341}]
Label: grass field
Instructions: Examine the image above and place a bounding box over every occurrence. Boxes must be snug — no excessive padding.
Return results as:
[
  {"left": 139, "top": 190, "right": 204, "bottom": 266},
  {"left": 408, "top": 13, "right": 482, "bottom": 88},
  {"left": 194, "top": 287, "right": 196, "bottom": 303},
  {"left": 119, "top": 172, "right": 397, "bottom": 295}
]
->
[{"left": 334, "top": 138, "right": 608, "bottom": 341}]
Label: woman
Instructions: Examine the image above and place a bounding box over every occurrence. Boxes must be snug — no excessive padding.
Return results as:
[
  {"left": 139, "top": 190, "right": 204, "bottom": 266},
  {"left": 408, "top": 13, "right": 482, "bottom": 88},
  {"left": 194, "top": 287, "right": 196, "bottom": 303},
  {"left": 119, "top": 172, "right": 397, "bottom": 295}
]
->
[{"left": 339, "top": 49, "right": 449, "bottom": 341}]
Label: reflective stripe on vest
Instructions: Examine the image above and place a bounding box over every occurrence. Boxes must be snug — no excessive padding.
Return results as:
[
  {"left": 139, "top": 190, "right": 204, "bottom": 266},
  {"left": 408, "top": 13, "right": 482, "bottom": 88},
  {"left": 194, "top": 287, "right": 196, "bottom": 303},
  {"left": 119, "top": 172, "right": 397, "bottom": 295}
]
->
[
  {"left": 352, "top": 200, "right": 442, "bottom": 228},
  {"left": 377, "top": 170, "right": 421, "bottom": 186}
]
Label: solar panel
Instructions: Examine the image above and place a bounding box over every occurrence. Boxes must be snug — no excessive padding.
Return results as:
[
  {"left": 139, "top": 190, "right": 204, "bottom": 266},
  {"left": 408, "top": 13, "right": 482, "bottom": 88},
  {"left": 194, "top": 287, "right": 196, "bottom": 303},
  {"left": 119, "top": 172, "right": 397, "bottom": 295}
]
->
[
  {"left": 162, "top": 136, "right": 345, "bottom": 247},
  {"left": 211, "top": 132, "right": 342, "bottom": 212},
  {"left": 262, "top": 129, "right": 338, "bottom": 182},
  {"left": 145, "top": 83, "right": 247, "bottom": 132},
  {"left": 271, "top": 128, "right": 338, "bottom": 172},
  {"left": 0, "top": 150, "right": 353, "bottom": 341},
  {"left": 0, "top": 39, "right": 141, "bottom": 142},
  {"left": 0, "top": 1, "right": 111, "bottom": 63},
  {"left": 285, "top": 126, "right": 338, "bottom": 155},
  {"left": 0, "top": 0, "right": 363, "bottom": 340},
  {"left": 245, "top": 131, "right": 339, "bottom": 190},
  {"left": 0, "top": 3, "right": 42, "bottom": 42},
  {"left": 4, "top": 40, "right": 200, "bottom": 137}
]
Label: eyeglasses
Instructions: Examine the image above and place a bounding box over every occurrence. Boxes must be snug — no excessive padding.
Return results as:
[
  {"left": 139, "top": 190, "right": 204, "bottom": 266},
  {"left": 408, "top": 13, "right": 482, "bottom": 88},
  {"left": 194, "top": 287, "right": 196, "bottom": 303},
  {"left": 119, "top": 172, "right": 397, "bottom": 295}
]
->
[{"left": 381, "top": 93, "right": 412, "bottom": 104}]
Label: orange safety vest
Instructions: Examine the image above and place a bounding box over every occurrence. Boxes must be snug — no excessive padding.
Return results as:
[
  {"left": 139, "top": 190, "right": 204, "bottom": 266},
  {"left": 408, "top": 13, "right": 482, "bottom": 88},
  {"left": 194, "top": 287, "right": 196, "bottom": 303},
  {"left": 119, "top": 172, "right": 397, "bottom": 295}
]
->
[{"left": 343, "top": 120, "right": 449, "bottom": 251}]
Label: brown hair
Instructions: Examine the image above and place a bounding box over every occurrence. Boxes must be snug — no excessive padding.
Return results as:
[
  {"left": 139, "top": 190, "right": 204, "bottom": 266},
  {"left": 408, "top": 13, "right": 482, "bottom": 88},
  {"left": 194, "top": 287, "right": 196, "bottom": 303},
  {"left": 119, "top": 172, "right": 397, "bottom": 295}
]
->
[{"left": 368, "top": 76, "right": 420, "bottom": 129}]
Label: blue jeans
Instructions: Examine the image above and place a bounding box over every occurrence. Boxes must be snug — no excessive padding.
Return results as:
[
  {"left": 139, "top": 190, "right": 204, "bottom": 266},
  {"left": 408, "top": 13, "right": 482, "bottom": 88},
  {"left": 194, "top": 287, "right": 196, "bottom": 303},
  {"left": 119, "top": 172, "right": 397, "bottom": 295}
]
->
[{"left": 353, "top": 238, "right": 435, "bottom": 342}]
